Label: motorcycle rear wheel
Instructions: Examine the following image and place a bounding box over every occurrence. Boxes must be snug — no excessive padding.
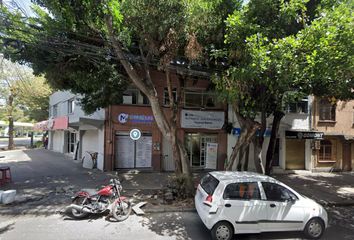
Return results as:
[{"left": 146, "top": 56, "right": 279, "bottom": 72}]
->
[
  {"left": 112, "top": 199, "right": 132, "bottom": 221},
  {"left": 71, "top": 196, "right": 89, "bottom": 219}
]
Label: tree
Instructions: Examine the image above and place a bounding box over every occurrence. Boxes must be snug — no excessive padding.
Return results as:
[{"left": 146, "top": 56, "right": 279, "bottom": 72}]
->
[
  {"left": 15, "top": 75, "right": 52, "bottom": 122},
  {"left": 214, "top": 0, "right": 353, "bottom": 174},
  {"left": 0, "top": 56, "right": 28, "bottom": 149},
  {"left": 0, "top": 0, "right": 242, "bottom": 194}
]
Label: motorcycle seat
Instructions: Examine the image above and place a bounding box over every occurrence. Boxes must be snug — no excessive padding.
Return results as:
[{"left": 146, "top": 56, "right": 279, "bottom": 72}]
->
[{"left": 81, "top": 188, "right": 98, "bottom": 196}]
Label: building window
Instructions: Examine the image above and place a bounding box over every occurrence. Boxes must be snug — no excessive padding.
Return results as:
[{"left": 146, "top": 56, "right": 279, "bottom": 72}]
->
[
  {"left": 318, "top": 140, "right": 333, "bottom": 162},
  {"left": 319, "top": 98, "right": 336, "bottom": 121},
  {"left": 286, "top": 99, "right": 308, "bottom": 114},
  {"left": 68, "top": 98, "right": 75, "bottom": 114},
  {"left": 184, "top": 89, "right": 221, "bottom": 109},
  {"left": 122, "top": 88, "right": 149, "bottom": 105},
  {"left": 52, "top": 104, "right": 58, "bottom": 117},
  {"left": 163, "top": 88, "right": 177, "bottom": 106},
  {"left": 67, "top": 132, "right": 76, "bottom": 154},
  {"left": 185, "top": 133, "right": 217, "bottom": 168}
]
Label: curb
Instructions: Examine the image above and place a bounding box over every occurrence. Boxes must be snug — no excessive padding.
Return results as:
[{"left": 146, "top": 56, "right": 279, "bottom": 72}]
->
[
  {"left": 145, "top": 207, "right": 196, "bottom": 213},
  {"left": 325, "top": 201, "right": 354, "bottom": 207}
]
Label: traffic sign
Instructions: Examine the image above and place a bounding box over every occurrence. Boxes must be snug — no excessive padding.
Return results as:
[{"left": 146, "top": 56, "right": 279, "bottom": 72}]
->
[{"left": 130, "top": 129, "right": 141, "bottom": 141}]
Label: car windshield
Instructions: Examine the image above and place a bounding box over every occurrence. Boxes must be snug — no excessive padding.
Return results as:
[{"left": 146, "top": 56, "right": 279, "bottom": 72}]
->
[{"left": 200, "top": 173, "right": 219, "bottom": 195}]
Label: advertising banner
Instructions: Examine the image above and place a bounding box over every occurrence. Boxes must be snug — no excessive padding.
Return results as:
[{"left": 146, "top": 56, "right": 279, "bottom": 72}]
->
[
  {"left": 181, "top": 110, "right": 224, "bottom": 129},
  {"left": 206, "top": 143, "right": 218, "bottom": 169}
]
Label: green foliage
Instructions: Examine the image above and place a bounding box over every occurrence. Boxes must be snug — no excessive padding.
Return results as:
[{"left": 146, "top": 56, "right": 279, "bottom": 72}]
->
[
  {"left": 168, "top": 174, "right": 195, "bottom": 199},
  {"left": 0, "top": 56, "right": 51, "bottom": 122},
  {"left": 297, "top": 3, "right": 354, "bottom": 99},
  {"left": 35, "top": 140, "right": 43, "bottom": 148},
  {"left": 1, "top": 0, "right": 243, "bottom": 113},
  {"left": 1, "top": 1, "right": 128, "bottom": 113},
  {"left": 15, "top": 76, "right": 52, "bottom": 121},
  {"left": 214, "top": 0, "right": 353, "bottom": 120}
]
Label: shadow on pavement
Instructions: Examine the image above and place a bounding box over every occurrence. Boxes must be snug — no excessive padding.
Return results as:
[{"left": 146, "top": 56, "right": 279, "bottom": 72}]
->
[
  {"left": 0, "top": 149, "right": 114, "bottom": 217},
  {"left": 140, "top": 212, "right": 211, "bottom": 240},
  {"left": 274, "top": 172, "right": 354, "bottom": 205},
  {"left": 0, "top": 222, "right": 15, "bottom": 235}
]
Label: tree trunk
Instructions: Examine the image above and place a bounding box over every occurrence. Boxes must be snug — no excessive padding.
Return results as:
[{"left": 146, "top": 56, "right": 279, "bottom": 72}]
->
[
  {"left": 265, "top": 111, "right": 285, "bottom": 175},
  {"left": 243, "top": 145, "right": 250, "bottom": 171},
  {"left": 253, "top": 137, "right": 265, "bottom": 174},
  {"left": 236, "top": 144, "right": 245, "bottom": 171},
  {"left": 8, "top": 93, "right": 14, "bottom": 150},
  {"left": 225, "top": 103, "right": 260, "bottom": 171},
  {"left": 105, "top": 16, "right": 193, "bottom": 195},
  {"left": 252, "top": 110, "right": 266, "bottom": 174}
]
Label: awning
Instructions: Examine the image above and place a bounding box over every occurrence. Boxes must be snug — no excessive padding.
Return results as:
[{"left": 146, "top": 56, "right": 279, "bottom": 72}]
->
[
  {"left": 80, "top": 118, "right": 104, "bottom": 128},
  {"left": 34, "top": 116, "right": 68, "bottom": 131},
  {"left": 33, "top": 120, "right": 49, "bottom": 131},
  {"left": 69, "top": 117, "right": 104, "bottom": 129}
]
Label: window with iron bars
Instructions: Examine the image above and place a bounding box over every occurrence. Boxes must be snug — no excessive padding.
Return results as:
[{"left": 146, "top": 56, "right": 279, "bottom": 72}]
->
[
  {"left": 184, "top": 89, "right": 221, "bottom": 109},
  {"left": 319, "top": 99, "right": 336, "bottom": 121}
]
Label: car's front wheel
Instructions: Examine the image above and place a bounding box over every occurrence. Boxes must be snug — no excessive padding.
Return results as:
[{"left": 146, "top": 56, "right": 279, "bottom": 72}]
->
[
  {"left": 304, "top": 218, "right": 325, "bottom": 239},
  {"left": 211, "top": 221, "right": 234, "bottom": 240}
]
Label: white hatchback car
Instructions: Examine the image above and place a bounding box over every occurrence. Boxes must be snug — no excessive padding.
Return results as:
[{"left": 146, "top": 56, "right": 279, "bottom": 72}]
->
[{"left": 195, "top": 171, "right": 328, "bottom": 240}]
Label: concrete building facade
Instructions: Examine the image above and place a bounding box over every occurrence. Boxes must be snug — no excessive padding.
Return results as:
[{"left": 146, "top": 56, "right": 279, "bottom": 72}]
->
[
  {"left": 104, "top": 70, "right": 228, "bottom": 172},
  {"left": 227, "top": 96, "right": 325, "bottom": 172},
  {"left": 38, "top": 91, "right": 105, "bottom": 170},
  {"left": 311, "top": 98, "right": 354, "bottom": 171}
]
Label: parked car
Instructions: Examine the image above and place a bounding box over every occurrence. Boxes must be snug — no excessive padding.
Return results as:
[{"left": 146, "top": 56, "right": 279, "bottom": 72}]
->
[{"left": 195, "top": 171, "right": 328, "bottom": 240}]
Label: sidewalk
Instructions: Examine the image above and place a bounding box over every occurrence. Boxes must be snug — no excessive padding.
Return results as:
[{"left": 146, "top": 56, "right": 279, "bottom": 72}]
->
[
  {"left": 274, "top": 171, "right": 354, "bottom": 207},
  {"left": 1, "top": 149, "right": 354, "bottom": 216},
  {"left": 0, "top": 149, "right": 196, "bottom": 215}
]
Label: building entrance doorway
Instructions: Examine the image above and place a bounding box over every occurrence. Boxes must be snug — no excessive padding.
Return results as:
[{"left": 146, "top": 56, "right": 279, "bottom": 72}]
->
[
  {"left": 185, "top": 133, "right": 218, "bottom": 169},
  {"left": 286, "top": 139, "right": 305, "bottom": 170},
  {"left": 115, "top": 132, "right": 152, "bottom": 169}
]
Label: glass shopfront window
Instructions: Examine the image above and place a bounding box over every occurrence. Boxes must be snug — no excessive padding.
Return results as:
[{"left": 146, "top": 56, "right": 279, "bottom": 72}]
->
[{"left": 185, "top": 133, "right": 218, "bottom": 168}]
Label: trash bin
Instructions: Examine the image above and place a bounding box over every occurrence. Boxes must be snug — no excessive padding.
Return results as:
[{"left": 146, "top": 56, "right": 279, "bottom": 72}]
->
[
  {"left": 0, "top": 190, "right": 3, "bottom": 204},
  {"left": 1, "top": 190, "right": 16, "bottom": 204}
]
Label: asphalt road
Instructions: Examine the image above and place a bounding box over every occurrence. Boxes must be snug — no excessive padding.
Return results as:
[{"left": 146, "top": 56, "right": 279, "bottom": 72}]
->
[
  {"left": 1, "top": 149, "right": 354, "bottom": 240},
  {"left": 0, "top": 137, "right": 41, "bottom": 149},
  {"left": 1, "top": 209, "right": 354, "bottom": 240}
]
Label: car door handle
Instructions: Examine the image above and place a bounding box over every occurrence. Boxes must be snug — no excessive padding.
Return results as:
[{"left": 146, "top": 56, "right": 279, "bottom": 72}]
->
[
  {"left": 225, "top": 203, "right": 231, "bottom": 208},
  {"left": 270, "top": 203, "right": 276, "bottom": 208}
]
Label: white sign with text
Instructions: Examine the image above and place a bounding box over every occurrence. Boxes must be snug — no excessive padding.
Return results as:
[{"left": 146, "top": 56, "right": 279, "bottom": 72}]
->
[
  {"left": 206, "top": 143, "right": 218, "bottom": 169},
  {"left": 181, "top": 110, "right": 224, "bottom": 129}
]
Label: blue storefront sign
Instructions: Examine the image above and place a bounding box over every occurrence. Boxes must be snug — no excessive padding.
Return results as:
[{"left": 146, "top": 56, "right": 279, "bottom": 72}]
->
[
  {"left": 118, "top": 113, "right": 154, "bottom": 124},
  {"left": 232, "top": 127, "right": 272, "bottom": 137}
]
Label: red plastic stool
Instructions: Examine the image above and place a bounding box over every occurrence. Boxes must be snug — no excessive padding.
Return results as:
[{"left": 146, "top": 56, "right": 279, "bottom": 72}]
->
[{"left": 0, "top": 166, "right": 11, "bottom": 185}]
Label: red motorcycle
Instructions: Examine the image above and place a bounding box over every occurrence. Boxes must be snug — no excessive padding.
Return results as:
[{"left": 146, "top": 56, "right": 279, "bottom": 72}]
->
[{"left": 69, "top": 178, "right": 132, "bottom": 221}]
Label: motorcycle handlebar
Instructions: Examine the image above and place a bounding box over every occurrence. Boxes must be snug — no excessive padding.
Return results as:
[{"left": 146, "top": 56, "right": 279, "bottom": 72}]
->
[{"left": 109, "top": 178, "right": 121, "bottom": 186}]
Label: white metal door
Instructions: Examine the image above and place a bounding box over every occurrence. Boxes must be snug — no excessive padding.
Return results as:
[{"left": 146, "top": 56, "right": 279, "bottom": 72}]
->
[
  {"left": 115, "top": 134, "right": 135, "bottom": 168},
  {"left": 136, "top": 135, "right": 152, "bottom": 168},
  {"left": 162, "top": 137, "right": 175, "bottom": 171},
  {"left": 115, "top": 132, "right": 152, "bottom": 169}
]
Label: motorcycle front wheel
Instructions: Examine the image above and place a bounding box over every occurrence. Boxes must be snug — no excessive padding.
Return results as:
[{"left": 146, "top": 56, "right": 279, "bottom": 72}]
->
[
  {"left": 71, "top": 196, "right": 89, "bottom": 219},
  {"left": 112, "top": 199, "right": 132, "bottom": 221}
]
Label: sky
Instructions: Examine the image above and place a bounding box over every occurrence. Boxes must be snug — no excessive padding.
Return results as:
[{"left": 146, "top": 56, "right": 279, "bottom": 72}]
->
[{"left": 4, "top": 0, "right": 34, "bottom": 16}]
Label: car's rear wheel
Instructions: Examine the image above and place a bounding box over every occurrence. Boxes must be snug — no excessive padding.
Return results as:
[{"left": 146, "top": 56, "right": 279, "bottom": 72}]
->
[
  {"left": 304, "top": 218, "right": 325, "bottom": 239},
  {"left": 211, "top": 221, "right": 234, "bottom": 240}
]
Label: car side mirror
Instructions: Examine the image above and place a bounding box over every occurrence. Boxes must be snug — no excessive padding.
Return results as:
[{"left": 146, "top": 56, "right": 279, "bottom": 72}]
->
[{"left": 287, "top": 195, "right": 296, "bottom": 203}]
